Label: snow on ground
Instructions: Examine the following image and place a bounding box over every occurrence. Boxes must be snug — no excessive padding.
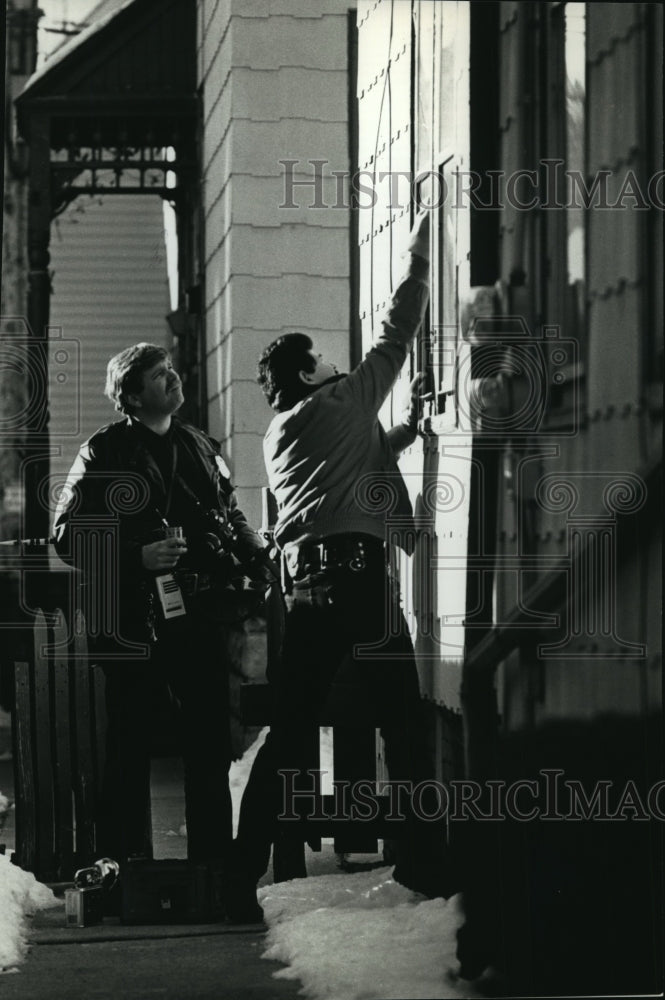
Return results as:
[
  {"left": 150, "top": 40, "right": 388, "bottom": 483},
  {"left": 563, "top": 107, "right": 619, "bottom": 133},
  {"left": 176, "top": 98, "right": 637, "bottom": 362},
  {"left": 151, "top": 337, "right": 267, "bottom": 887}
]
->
[
  {"left": 229, "top": 729, "right": 477, "bottom": 999},
  {"left": 0, "top": 853, "right": 60, "bottom": 973},
  {"left": 258, "top": 870, "right": 479, "bottom": 1000},
  {"left": 205, "top": 729, "right": 478, "bottom": 998}
]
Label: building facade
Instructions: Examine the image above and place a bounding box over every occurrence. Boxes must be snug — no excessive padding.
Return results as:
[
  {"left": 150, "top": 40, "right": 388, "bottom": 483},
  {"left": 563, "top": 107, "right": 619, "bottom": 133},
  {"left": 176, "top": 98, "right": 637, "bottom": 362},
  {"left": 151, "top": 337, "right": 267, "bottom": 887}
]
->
[
  {"left": 5, "top": 0, "right": 663, "bottom": 990},
  {"left": 197, "top": 0, "right": 354, "bottom": 526},
  {"left": 1, "top": 0, "right": 41, "bottom": 541},
  {"left": 356, "top": 1, "right": 662, "bottom": 993}
]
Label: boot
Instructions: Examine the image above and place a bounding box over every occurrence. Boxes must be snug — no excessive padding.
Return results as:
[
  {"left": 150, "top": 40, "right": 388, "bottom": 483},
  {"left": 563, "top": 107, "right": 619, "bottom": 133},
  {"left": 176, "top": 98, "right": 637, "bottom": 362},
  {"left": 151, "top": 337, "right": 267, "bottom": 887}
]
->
[{"left": 222, "top": 870, "right": 264, "bottom": 924}]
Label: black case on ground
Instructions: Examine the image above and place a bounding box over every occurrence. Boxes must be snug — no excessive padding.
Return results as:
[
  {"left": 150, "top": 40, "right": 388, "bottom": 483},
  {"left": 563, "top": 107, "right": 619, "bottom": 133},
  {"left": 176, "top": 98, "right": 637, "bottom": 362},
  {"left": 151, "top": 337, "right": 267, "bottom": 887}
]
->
[{"left": 120, "top": 859, "right": 226, "bottom": 924}]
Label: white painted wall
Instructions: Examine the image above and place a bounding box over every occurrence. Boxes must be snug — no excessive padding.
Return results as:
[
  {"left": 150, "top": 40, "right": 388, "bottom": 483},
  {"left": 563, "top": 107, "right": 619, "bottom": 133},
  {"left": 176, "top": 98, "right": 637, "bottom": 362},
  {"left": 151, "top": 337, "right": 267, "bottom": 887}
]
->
[{"left": 198, "top": 0, "right": 353, "bottom": 528}]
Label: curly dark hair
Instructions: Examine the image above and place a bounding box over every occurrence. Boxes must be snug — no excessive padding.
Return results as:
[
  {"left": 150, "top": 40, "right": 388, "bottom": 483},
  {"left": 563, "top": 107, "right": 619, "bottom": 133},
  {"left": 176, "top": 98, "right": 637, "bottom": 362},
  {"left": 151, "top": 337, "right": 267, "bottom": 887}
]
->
[
  {"left": 256, "top": 333, "right": 317, "bottom": 412},
  {"left": 105, "top": 343, "right": 170, "bottom": 414}
]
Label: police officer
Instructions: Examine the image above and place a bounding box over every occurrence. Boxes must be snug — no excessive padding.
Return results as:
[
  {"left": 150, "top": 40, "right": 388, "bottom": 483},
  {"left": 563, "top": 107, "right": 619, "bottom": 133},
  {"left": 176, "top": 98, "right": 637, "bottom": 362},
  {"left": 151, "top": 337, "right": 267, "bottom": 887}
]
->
[
  {"left": 231, "top": 211, "right": 454, "bottom": 920},
  {"left": 54, "top": 343, "right": 276, "bottom": 882}
]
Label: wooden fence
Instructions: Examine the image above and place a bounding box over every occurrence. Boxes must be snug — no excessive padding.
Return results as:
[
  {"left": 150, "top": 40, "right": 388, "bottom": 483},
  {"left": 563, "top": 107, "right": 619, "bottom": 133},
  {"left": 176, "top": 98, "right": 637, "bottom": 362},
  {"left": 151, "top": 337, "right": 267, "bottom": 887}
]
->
[
  {"left": 12, "top": 608, "right": 106, "bottom": 881},
  {"left": 10, "top": 599, "right": 391, "bottom": 884}
]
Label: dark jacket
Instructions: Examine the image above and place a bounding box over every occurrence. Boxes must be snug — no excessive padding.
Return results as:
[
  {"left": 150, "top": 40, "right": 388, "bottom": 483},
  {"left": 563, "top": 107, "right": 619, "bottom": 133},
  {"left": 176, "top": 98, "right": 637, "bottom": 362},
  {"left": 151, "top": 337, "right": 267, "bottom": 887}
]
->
[{"left": 53, "top": 415, "right": 266, "bottom": 647}]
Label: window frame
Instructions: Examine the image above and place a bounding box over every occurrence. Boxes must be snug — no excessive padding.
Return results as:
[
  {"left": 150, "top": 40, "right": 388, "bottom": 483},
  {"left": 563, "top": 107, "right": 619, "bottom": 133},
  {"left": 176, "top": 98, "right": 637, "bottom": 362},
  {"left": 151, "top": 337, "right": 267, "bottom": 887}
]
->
[{"left": 541, "top": 1, "right": 588, "bottom": 429}]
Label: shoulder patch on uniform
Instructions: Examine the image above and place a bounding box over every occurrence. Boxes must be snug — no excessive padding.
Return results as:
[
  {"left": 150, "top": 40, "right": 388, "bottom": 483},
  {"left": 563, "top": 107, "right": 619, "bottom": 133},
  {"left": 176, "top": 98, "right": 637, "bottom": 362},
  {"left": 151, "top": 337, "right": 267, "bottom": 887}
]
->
[{"left": 215, "top": 454, "right": 232, "bottom": 480}]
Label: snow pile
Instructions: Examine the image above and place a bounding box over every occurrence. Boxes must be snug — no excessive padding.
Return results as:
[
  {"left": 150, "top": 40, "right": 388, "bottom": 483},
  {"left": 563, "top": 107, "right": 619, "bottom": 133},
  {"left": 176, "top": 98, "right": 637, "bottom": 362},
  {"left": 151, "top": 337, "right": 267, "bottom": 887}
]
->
[
  {"left": 231, "top": 729, "right": 474, "bottom": 997},
  {"left": 259, "top": 869, "right": 479, "bottom": 1000},
  {"left": 0, "top": 854, "right": 59, "bottom": 972}
]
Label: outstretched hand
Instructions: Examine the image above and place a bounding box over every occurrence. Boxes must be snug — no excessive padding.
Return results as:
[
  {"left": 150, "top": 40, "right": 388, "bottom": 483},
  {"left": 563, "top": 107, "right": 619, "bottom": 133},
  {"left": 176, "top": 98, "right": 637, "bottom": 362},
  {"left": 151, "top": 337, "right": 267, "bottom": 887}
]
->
[{"left": 407, "top": 210, "right": 430, "bottom": 260}]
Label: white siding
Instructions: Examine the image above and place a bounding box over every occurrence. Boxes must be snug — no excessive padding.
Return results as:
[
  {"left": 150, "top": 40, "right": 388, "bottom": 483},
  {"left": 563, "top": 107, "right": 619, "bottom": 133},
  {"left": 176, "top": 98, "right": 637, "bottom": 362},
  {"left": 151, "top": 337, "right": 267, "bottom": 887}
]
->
[
  {"left": 198, "top": 0, "right": 352, "bottom": 528},
  {"left": 357, "top": 1, "right": 472, "bottom": 710},
  {"left": 48, "top": 195, "right": 170, "bottom": 499}
]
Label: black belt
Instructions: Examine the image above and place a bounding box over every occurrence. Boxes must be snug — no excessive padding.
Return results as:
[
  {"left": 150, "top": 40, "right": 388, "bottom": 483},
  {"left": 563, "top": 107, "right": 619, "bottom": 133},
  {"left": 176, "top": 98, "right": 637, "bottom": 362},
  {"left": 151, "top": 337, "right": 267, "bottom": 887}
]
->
[{"left": 291, "top": 534, "right": 385, "bottom": 581}]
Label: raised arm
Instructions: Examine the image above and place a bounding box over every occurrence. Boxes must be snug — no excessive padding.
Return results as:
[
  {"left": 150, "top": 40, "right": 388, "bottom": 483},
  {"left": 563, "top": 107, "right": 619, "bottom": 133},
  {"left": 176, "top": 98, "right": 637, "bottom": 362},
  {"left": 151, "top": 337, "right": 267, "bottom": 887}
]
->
[{"left": 330, "top": 211, "right": 430, "bottom": 415}]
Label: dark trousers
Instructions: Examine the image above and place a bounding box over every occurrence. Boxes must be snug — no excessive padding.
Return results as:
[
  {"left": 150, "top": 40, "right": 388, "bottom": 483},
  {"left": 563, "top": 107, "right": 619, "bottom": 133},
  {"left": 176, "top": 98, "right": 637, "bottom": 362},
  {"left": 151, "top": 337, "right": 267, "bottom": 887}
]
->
[
  {"left": 97, "top": 609, "right": 233, "bottom": 864},
  {"left": 236, "top": 558, "right": 450, "bottom": 894}
]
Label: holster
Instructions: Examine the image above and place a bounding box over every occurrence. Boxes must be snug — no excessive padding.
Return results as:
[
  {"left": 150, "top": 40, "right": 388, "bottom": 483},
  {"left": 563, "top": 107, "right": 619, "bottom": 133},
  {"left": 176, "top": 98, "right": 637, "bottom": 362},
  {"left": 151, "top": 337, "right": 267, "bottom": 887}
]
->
[{"left": 285, "top": 579, "right": 333, "bottom": 610}]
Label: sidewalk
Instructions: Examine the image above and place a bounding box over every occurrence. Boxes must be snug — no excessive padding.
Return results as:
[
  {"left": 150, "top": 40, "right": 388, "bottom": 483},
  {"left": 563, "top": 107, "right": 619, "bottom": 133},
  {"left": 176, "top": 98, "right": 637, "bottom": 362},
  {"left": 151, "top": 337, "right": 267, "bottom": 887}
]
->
[
  {"left": 1, "top": 751, "right": 472, "bottom": 1000},
  {"left": 0, "top": 755, "right": 346, "bottom": 999},
  {"left": 1, "top": 911, "right": 299, "bottom": 1000}
]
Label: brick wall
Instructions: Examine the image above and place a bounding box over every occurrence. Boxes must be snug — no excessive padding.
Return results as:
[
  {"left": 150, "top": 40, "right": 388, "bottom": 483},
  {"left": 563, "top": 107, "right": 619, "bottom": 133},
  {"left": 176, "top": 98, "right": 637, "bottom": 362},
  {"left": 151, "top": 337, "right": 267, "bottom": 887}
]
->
[{"left": 198, "top": 0, "right": 353, "bottom": 528}]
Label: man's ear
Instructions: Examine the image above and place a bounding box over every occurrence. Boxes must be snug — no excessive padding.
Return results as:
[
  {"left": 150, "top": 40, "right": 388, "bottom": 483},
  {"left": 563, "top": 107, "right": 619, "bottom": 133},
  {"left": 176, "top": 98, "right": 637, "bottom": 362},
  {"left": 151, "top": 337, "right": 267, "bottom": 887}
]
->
[
  {"left": 298, "top": 369, "right": 316, "bottom": 385},
  {"left": 126, "top": 393, "right": 142, "bottom": 410}
]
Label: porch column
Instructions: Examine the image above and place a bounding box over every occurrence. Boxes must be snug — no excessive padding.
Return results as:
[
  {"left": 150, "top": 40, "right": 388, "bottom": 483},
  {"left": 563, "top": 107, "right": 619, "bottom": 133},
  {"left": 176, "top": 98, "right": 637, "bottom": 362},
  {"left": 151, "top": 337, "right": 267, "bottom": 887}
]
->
[{"left": 25, "top": 112, "right": 51, "bottom": 539}]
